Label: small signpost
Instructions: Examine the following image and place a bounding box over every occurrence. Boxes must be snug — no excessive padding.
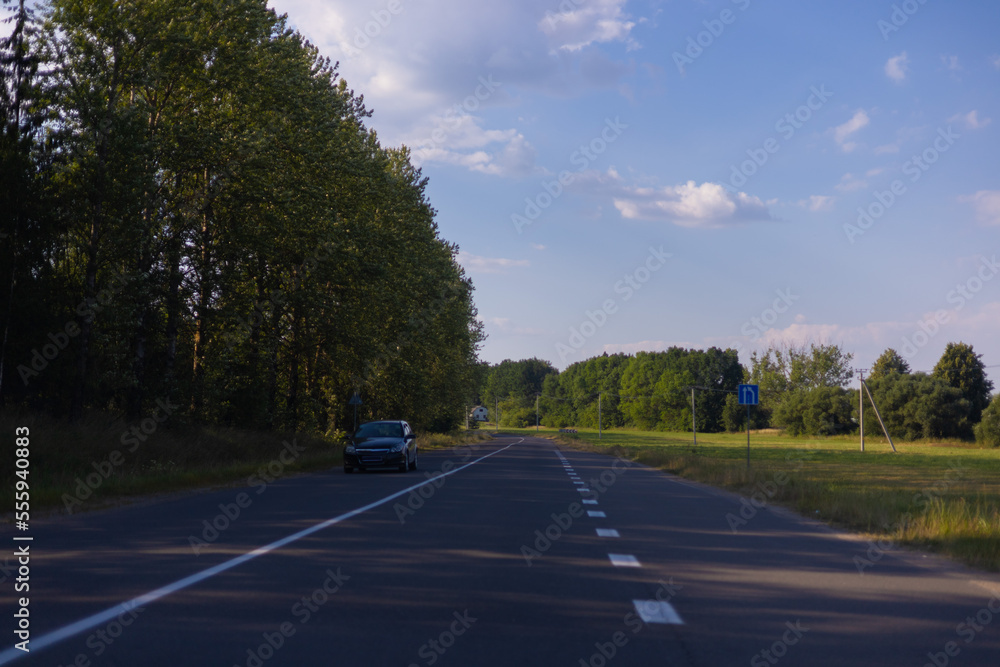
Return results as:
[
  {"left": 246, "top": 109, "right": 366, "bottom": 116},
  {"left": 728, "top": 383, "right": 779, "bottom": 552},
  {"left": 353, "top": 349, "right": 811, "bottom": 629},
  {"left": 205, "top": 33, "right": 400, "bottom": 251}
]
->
[
  {"left": 738, "top": 384, "right": 759, "bottom": 467},
  {"left": 348, "top": 393, "right": 363, "bottom": 433}
]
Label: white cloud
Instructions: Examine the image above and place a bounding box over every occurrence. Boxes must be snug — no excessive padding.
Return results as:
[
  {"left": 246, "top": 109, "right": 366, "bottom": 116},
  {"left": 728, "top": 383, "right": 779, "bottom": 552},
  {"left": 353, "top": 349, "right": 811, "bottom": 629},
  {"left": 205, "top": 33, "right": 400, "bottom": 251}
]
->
[
  {"left": 949, "top": 110, "right": 992, "bottom": 130},
  {"left": 800, "top": 195, "right": 835, "bottom": 212},
  {"left": 723, "top": 303, "right": 1000, "bottom": 372},
  {"left": 267, "top": 0, "right": 637, "bottom": 168},
  {"left": 960, "top": 191, "right": 1000, "bottom": 226},
  {"left": 835, "top": 173, "right": 867, "bottom": 193},
  {"left": 992, "top": 55, "right": 1000, "bottom": 70},
  {"left": 539, "top": 0, "right": 637, "bottom": 52},
  {"left": 941, "top": 54, "right": 961, "bottom": 71},
  {"left": 832, "top": 110, "right": 870, "bottom": 152},
  {"left": 612, "top": 181, "right": 774, "bottom": 228},
  {"left": 457, "top": 251, "right": 530, "bottom": 273},
  {"left": 408, "top": 113, "right": 538, "bottom": 177},
  {"left": 885, "top": 52, "right": 910, "bottom": 83}
]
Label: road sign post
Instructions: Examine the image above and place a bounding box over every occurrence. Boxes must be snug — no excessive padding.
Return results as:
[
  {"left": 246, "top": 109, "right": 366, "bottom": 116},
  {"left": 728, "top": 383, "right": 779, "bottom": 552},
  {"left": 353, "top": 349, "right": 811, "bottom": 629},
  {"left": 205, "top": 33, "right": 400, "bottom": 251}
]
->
[
  {"left": 738, "top": 384, "right": 759, "bottom": 467},
  {"left": 348, "top": 393, "right": 363, "bottom": 433}
]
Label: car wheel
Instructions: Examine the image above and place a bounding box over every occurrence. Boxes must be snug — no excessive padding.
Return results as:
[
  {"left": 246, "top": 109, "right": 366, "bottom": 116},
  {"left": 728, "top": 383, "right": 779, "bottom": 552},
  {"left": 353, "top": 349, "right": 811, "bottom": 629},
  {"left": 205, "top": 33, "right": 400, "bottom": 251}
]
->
[
  {"left": 399, "top": 454, "right": 409, "bottom": 472},
  {"left": 344, "top": 465, "right": 353, "bottom": 474},
  {"left": 409, "top": 450, "right": 417, "bottom": 471}
]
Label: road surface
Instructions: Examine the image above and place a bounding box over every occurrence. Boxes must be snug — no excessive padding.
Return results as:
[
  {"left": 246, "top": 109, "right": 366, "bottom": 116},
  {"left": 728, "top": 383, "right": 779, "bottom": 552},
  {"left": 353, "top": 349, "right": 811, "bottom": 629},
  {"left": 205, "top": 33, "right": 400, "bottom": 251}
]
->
[{"left": 4, "top": 435, "right": 999, "bottom": 666}]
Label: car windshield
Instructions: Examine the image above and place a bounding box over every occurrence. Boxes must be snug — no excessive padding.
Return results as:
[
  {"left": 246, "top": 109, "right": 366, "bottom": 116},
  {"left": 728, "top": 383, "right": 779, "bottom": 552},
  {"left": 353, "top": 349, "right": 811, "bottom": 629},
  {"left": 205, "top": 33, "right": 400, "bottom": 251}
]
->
[{"left": 354, "top": 422, "right": 403, "bottom": 440}]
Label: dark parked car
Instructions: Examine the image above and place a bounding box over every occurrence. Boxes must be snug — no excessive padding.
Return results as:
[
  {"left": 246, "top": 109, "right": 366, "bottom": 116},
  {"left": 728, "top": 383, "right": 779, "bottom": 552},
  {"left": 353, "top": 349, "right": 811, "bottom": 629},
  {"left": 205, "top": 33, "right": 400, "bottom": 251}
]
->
[{"left": 343, "top": 420, "right": 417, "bottom": 473}]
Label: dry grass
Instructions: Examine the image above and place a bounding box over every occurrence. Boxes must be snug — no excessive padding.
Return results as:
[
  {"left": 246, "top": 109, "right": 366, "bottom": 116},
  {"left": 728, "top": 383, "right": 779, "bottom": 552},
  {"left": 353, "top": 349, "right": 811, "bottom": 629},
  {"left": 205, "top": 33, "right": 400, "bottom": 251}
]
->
[
  {"left": 1, "top": 409, "right": 342, "bottom": 515},
  {"left": 417, "top": 429, "right": 495, "bottom": 450}
]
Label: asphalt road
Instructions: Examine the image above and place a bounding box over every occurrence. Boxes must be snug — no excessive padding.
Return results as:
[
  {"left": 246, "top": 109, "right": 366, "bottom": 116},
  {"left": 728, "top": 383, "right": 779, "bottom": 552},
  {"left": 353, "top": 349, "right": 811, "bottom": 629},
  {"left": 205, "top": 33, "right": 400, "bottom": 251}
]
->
[{"left": 4, "top": 435, "right": 1000, "bottom": 666}]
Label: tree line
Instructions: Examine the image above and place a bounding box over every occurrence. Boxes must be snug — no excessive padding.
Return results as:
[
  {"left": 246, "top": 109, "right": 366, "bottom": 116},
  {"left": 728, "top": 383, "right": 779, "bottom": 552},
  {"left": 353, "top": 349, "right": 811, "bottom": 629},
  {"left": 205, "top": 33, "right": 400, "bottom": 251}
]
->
[
  {"left": 0, "top": 0, "right": 483, "bottom": 433},
  {"left": 481, "top": 342, "right": 1000, "bottom": 446}
]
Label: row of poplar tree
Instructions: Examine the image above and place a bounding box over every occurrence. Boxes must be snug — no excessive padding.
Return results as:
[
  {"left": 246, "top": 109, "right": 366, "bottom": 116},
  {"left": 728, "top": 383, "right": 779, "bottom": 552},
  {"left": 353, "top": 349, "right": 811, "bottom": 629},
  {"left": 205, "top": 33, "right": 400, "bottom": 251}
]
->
[{"left": 0, "top": 0, "right": 484, "bottom": 432}]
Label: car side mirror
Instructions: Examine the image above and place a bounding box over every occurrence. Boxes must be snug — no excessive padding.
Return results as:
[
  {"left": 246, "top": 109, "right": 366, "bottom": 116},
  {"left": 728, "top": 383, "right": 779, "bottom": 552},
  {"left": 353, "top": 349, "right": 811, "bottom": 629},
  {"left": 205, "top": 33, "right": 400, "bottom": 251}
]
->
[{"left": 405, "top": 433, "right": 415, "bottom": 440}]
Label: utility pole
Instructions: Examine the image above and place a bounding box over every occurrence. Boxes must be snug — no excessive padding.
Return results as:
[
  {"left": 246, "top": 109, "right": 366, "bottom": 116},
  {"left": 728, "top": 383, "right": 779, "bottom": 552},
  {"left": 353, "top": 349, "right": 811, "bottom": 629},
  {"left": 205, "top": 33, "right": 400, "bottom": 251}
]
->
[
  {"left": 598, "top": 392, "right": 602, "bottom": 440},
  {"left": 857, "top": 368, "right": 867, "bottom": 452},
  {"left": 535, "top": 393, "right": 539, "bottom": 431},
  {"left": 495, "top": 396, "right": 499, "bottom": 434},
  {"left": 691, "top": 387, "right": 697, "bottom": 447},
  {"left": 861, "top": 378, "right": 897, "bottom": 453}
]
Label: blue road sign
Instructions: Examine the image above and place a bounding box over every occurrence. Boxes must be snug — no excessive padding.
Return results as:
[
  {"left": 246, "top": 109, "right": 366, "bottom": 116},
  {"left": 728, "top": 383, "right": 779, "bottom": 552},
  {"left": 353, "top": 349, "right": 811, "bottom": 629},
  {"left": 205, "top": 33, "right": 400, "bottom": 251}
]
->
[{"left": 738, "top": 384, "right": 759, "bottom": 405}]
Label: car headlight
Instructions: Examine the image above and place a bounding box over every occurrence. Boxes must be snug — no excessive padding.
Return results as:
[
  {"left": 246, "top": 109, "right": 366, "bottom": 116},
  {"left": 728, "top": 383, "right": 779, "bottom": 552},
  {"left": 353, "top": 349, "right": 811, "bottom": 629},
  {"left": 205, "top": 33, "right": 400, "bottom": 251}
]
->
[
  {"left": 391, "top": 443, "right": 405, "bottom": 453},
  {"left": 345, "top": 445, "right": 355, "bottom": 454}
]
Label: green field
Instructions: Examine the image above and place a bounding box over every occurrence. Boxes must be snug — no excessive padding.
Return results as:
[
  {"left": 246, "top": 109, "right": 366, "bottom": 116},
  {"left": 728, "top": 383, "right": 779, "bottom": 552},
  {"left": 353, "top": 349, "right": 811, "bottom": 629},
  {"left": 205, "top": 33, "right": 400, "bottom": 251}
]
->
[{"left": 503, "top": 426, "right": 1000, "bottom": 572}]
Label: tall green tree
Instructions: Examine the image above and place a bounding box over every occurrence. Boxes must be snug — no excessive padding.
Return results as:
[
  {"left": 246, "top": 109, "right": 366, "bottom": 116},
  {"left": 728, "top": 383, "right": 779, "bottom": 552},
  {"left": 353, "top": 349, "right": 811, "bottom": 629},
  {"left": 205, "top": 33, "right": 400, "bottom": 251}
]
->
[
  {"left": 863, "top": 372, "right": 970, "bottom": 440},
  {"left": 748, "top": 343, "right": 853, "bottom": 427},
  {"left": 0, "top": 0, "right": 48, "bottom": 406},
  {"left": 933, "top": 342, "right": 993, "bottom": 424},
  {"left": 869, "top": 348, "right": 910, "bottom": 380},
  {"left": 4, "top": 0, "right": 485, "bottom": 434}
]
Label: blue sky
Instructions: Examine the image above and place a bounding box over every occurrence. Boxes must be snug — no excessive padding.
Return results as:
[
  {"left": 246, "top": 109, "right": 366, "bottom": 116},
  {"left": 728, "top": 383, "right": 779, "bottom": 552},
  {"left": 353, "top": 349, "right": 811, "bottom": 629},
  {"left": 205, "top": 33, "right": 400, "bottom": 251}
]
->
[{"left": 269, "top": 0, "right": 1000, "bottom": 384}]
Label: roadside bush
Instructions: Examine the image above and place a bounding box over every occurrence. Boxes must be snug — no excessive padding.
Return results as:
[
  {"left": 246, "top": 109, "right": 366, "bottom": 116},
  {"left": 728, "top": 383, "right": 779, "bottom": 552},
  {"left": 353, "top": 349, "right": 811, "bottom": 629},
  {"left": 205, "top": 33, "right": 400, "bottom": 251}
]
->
[
  {"left": 541, "top": 413, "right": 571, "bottom": 428},
  {"left": 723, "top": 393, "right": 770, "bottom": 432},
  {"left": 772, "top": 387, "right": 853, "bottom": 436},
  {"left": 500, "top": 406, "right": 533, "bottom": 428},
  {"left": 975, "top": 395, "right": 1000, "bottom": 447}
]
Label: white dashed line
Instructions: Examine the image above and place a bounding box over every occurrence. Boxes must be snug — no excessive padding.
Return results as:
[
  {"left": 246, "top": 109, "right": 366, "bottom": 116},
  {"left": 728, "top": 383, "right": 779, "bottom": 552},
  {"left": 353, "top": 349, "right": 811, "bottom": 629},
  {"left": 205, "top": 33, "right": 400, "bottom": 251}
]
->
[
  {"left": 582, "top": 500, "right": 598, "bottom": 505},
  {"left": 608, "top": 554, "right": 641, "bottom": 567},
  {"left": 633, "top": 600, "right": 683, "bottom": 624},
  {"left": 587, "top": 511, "right": 606, "bottom": 518},
  {"left": 577, "top": 488, "right": 591, "bottom": 493},
  {"left": 596, "top": 528, "right": 620, "bottom": 538}
]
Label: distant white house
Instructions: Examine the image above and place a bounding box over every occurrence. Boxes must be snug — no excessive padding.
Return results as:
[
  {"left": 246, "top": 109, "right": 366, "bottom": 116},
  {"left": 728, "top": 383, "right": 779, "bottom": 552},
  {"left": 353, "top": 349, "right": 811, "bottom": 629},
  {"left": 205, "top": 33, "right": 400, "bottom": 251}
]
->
[{"left": 470, "top": 406, "right": 489, "bottom": 422}]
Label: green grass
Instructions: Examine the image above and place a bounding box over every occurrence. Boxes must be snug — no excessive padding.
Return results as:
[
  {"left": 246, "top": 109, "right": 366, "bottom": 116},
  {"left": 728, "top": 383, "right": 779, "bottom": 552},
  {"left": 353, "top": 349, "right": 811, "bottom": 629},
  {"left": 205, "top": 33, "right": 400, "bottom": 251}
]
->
[
  {"left": 418, "top": 429, "right": 495, "bottom": 450},
  {"left": 0, "top": 409, "right": 488, "bottom": 516},
  {"left": 504, "top": 426, "right": 1000, "bottom": 572}
]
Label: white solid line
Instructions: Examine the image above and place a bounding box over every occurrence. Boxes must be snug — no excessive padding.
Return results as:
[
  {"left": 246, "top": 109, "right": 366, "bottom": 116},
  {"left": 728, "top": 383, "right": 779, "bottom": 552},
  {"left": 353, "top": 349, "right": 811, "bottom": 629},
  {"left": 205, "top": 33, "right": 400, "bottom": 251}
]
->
[
  {"left": 587, "top": 511, "right": 606, "bottom": 518},
  {"left": 972, "top": 580, "right": 1000, "bottom": 597},
  {"left": 632, "top": 600, "right": 684, "bottom": 624},
  {"left": 0, "top": 440, "right": 521, "bottom": 665},
  {"left": 596, "top": 528, "right": 620, "bottom": 538},
  {"left": 608, "top": 553, "right": 641, "bottom": 567}
]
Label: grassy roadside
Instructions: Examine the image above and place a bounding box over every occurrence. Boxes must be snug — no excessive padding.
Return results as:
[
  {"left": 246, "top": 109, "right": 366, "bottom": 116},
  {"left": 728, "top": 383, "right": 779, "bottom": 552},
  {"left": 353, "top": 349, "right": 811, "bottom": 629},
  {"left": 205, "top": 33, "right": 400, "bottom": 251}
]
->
[
  {"left": 417, "top": 429, "right": 495, "bottom": 451},
  {"left": 506, "top": 426, "right": 1000, "bottom": 572},
  {"left": 0, "top": 409, "right": 491, "bottom": 517}
]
